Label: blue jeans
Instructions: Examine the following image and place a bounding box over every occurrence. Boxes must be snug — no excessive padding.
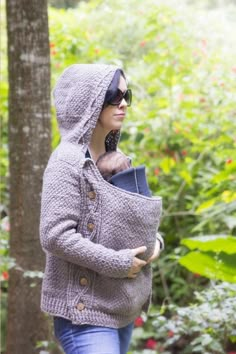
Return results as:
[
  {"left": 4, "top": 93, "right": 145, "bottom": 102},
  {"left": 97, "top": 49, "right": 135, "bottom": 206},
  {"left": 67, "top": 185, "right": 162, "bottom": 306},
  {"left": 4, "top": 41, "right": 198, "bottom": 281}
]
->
[{"left": 53, "top": 316, "right": 134, "bottom": 354}]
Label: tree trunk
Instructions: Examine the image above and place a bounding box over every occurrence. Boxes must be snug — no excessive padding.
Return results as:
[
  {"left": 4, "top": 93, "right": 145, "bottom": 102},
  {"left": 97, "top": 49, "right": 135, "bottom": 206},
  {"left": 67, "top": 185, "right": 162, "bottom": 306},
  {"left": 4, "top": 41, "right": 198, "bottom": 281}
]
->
[{"left": 6, "top": 1, "right": 58, "bottom": 353}]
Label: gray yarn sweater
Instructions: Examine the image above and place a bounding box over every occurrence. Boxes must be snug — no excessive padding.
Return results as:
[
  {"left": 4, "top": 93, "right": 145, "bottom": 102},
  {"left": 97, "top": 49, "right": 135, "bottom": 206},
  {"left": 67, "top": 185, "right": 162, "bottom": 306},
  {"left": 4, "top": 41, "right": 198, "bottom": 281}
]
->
[{"left": 39, "top": 64, "right": 162, "bottom": 328}]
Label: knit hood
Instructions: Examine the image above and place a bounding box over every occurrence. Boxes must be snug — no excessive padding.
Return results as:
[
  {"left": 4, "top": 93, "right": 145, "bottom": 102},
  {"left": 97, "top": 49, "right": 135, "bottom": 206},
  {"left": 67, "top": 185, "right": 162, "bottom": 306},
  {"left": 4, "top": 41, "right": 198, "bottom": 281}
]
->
[{"left": 53, "top": 64, "right": 121, "bottom": 151}]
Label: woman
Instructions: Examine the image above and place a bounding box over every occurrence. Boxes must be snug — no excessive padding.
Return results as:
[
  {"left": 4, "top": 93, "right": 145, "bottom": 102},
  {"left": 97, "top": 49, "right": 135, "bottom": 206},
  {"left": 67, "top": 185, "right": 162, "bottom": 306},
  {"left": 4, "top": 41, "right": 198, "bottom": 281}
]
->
[{"left": 39, "top": 64, "right": 163, "bottom": 354}]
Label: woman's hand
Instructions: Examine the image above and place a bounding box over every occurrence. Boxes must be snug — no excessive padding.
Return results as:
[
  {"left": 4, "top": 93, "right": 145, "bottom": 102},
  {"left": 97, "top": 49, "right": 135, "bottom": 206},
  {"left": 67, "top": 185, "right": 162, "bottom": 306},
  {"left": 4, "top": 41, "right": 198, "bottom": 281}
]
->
[
  {"left": 146, "top": 240, "right": 161, "bottom": 264},
  {"left": 127, "top": 246, "right": 147, "bottom": 279}
]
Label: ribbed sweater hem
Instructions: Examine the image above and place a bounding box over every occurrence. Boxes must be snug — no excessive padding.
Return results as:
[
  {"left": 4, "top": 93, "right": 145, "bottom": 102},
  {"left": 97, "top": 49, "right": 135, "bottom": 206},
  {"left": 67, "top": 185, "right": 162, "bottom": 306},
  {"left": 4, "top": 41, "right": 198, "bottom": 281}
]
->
[{"left": 41, "top": 294, "right": 141, "bottom": 329}]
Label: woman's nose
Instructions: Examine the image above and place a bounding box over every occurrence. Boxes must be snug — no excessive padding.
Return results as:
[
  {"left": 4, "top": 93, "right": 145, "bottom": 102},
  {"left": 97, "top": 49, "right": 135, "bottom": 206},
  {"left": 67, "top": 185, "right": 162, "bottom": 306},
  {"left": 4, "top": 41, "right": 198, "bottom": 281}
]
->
[{"left": 119, "top": 98, "right": 128, "bottom": 108}]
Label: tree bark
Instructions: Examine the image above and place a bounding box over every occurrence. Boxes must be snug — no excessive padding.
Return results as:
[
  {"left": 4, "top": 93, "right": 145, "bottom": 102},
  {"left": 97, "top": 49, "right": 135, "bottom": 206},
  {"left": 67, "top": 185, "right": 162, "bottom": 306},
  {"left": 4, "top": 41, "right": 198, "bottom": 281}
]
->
[{"left": 6, "top": 1, "right": 57, "bottom": 353}]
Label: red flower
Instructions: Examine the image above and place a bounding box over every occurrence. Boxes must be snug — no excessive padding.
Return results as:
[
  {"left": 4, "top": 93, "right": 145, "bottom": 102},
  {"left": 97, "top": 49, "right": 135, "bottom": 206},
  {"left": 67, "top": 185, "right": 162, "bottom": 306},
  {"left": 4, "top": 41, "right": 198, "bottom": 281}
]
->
[
  {"left": 226, "top": 158, "right": 233, "bottom": 164},
  {"left": 154, "top": 168, "right": 160, "bottom": 176},
  {"left": 181, "top": 150, "right": 187, "bottom": 156},
  {"left": 50, "top": 42, "right": 56, "bottom": 48},
  {"left": 134, "top": 316, "right": 144, "bottom": 327},
  {"left": 194, "top": 273, "right": 201, "bottom": 278},
  {"left": 167, "top": 330, "right": 174, "bottom": 338},
  {"left": 94, "top": 48, "right": 100, "bottom": 55},
  {"left": 140, "top": 40, "right": 146, "bottom": 47},
  {"left": 51, "top": 50, "right": 57, "bottom": 56},
  {"left": 145, "top": 338, "right": 158, "bottom": 350},
  {"left": 2, "top": 271, "right": 9, "bottom": 281},
  {"left": 227, "top": 352, "right": 236, "bottom": 354}
]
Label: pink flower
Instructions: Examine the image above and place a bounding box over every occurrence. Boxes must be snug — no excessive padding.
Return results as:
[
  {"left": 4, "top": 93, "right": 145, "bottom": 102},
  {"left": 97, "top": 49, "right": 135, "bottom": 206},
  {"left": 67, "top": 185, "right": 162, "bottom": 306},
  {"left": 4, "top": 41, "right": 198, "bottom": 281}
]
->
[
  {"left": 145, "top": 338, "right": 158, "bottom": 350},
  {"left": 134, "top": 316, "right": 144, "bottom": 327},
  {"left": 51, "top": 50, "right": 57, "bottom": 56},
  {"left": 201, "top": 39, "right": 207, "bottom": 48},
  {"left": 3, "top": 221, "right": 10, "bottom": 232},
  {"left": 139, "top": 40, "right": 147, "bottom": 47},
  {"left": 231, "top": 66, "right": 236, "bottom": 73},
  {"left": 178, "top": 93, "right": 185, "bottom": 102}
]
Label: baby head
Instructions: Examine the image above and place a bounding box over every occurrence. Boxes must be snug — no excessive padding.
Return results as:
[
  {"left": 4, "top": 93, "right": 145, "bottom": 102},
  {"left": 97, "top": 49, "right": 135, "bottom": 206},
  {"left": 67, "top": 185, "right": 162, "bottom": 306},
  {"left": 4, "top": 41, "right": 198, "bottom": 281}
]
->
[{"left": 96, "top": 151, "right": 131, "bottom": 181}]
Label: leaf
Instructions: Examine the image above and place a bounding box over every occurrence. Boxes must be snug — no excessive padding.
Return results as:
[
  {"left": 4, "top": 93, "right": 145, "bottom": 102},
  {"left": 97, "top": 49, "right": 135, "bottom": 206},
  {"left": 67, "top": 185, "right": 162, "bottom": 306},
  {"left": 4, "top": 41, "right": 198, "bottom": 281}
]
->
[
  {"left": 223, "top": 216, "right": 236, "bottom": 230},
  {"left": 159, "top": 157, "right": 176, "bottom": 174},
  {"left": 179, "top": 170, "right": 193, "bottom": 185},
  {"left": 196, "top": 199, "right": 217, "bottom": 213},
  {"left": 201, "top": 334, "right": 213, "bottom": 346},
  {"left": 181, "top": 235, "right": 236, "bottom": 254},
  {"left": 179, "top": 251, "right": 236, "bottom": 283}
]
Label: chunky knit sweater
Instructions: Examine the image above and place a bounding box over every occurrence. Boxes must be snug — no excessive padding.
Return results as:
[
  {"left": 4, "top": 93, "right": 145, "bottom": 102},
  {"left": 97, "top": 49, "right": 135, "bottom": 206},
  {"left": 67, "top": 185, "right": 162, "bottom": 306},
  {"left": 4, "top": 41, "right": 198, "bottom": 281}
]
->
[{"left": 39, "top": 64, "right": 162, "bottom": 328}]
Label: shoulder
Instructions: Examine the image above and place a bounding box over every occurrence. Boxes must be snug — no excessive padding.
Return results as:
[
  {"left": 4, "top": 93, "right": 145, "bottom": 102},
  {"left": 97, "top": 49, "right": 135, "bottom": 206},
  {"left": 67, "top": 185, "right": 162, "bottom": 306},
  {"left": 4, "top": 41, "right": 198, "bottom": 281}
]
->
[{"left": 48, "top": 142, "right": 85, "bottom": 168}]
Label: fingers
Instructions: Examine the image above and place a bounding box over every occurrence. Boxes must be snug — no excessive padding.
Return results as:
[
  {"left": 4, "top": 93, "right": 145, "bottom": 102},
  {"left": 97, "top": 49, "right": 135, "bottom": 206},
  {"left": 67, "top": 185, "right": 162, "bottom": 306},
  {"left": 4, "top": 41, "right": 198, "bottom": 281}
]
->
[
  {"left": 128, "top": 273, "right": 138, "bottom": 279},
  {"left": 127, "top": 255, "right": 147, "bottom": 279},
  {"left": 146, "top": 256, "right": 154, "bottom": 264},
  {"left": 131, "top": 246, "right": 147, "bottom": 257}
]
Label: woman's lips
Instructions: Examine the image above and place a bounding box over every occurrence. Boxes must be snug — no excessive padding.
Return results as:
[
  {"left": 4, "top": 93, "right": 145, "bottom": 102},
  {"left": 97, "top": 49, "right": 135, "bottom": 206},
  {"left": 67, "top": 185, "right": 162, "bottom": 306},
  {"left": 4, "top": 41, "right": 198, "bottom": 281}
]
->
[{"left": 115, "top": 113, "right": 126, "bottom": 117}]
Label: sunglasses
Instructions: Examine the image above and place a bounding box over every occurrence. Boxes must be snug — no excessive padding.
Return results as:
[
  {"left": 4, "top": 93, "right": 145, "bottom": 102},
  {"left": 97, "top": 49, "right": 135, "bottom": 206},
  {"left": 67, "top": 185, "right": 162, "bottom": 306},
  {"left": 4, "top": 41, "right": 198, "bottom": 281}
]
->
[{"left": 108, "top": 88, "right": 132, "bottom": 107}]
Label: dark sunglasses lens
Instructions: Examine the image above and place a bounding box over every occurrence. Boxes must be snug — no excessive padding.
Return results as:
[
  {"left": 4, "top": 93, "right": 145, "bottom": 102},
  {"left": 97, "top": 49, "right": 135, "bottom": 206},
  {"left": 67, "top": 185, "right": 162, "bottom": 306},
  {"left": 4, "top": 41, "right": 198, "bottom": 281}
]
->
[
  {"left": 109, "top": 88, "right": 132, "bottom": 106},
  {"left": 124, "top": 89, "right": 132, "bottom": 106},
  {"left": 112, "top": 90, "right": 124, "bottom": 105}
]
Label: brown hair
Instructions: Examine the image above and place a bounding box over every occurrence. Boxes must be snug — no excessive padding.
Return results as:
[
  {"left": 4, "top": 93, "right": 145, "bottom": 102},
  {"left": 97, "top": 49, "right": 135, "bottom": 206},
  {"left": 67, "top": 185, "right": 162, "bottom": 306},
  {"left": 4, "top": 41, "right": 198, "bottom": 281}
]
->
[{"left": 96, "top": 151, "right": 131, "bottom": 181}]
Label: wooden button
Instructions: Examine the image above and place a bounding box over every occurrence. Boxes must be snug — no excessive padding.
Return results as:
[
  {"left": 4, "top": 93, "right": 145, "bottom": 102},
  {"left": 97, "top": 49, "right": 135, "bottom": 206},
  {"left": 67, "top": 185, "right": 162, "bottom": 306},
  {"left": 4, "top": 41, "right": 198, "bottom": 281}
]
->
[
  {"left": 76, "top": 302, "right": 85, "bottom": 311},
  {"left": 87, "top": 223, "right": 95, "bottom": 231},
  {"left": 88, "top": 191, "right": 96, "bottom": 200},
  {"left": 79, "top": 277, "right": 88, "bottom": 286}
]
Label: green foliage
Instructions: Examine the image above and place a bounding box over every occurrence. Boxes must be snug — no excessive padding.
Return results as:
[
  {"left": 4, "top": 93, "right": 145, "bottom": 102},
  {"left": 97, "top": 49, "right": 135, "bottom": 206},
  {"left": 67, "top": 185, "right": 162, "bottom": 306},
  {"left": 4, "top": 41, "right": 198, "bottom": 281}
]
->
[
  {"left": 131, "top": 282, "right": 236, "bottom": 353},
  {"left": 179, "top": 235, "right": 236, "bottom": 283},
  {"left": 1, "top": 0, "right": 236, "bottom": 351}
]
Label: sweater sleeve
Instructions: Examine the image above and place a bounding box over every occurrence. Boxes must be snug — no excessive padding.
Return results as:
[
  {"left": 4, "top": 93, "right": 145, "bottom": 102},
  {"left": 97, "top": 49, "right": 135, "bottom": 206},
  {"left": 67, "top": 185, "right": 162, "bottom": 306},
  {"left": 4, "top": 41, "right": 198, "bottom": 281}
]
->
[{"left": 39, "top": 159, "right": 133, "bottom": 278}]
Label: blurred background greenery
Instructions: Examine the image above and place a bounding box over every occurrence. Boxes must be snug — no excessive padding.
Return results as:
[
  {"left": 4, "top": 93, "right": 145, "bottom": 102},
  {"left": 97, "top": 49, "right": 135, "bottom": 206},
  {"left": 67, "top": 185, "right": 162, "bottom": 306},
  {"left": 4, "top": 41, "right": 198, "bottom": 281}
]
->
[{"left": 1, "top": 0, "right": 236, "bottom": 353}]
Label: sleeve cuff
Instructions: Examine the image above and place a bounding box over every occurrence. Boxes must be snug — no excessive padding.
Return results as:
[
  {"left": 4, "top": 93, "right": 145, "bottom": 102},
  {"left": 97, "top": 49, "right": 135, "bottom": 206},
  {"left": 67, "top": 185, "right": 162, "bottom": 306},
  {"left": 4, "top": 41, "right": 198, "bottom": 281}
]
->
[{"left": 156, "top": 232, "right": 164, "bottom": 251}]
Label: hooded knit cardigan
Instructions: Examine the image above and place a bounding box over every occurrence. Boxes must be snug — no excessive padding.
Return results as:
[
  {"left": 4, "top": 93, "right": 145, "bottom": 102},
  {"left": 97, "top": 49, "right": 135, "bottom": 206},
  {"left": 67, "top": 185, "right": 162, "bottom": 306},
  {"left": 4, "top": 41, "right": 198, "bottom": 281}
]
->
[{"left": 39, "top": 64, "right": 162, "bottom": 328}]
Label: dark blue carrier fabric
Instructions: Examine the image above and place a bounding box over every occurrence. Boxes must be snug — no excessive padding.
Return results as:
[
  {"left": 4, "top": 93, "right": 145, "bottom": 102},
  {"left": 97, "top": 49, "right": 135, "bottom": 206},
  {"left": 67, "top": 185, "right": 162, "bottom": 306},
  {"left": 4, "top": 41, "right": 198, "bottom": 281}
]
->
[
  {"left": 86, "top": 150, "right": 151, "bottom": 197},
  {"left": 85, "top": 149, "right": 91, "bottom": 158},
  {"left": 110, "top": 166, "right": 151, "bottom": 197}
]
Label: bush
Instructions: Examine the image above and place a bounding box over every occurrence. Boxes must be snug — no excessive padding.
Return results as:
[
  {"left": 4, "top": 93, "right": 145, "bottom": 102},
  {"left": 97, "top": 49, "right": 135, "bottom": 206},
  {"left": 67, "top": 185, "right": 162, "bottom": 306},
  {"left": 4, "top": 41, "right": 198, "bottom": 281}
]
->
[{"left": 131, "top": 282, "right": 236, "bottom": 353}]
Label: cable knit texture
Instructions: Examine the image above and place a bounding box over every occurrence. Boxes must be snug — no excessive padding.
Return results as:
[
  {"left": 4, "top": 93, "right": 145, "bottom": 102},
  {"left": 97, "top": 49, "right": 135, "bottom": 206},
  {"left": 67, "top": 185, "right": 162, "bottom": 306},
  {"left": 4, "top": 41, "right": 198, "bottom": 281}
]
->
[{"left": 40, "top": 64, "right": 162, "bottom": 328}]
